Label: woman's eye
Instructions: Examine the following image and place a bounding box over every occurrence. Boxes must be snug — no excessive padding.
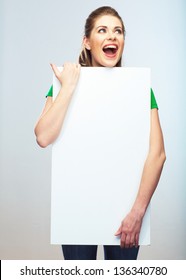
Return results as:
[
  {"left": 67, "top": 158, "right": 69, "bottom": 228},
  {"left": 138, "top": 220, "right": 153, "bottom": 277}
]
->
[
  {"left": 98, "top": 28, "right": 106, "bottom": 33},
  {"left": 115, "top": 29, "right": 123, "bottom": 34}
]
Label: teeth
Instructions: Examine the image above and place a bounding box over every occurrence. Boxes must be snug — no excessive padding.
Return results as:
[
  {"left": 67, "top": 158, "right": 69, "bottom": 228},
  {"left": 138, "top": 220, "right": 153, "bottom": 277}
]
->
[{"left": 104, "top": 45, "right": 117, "bottom": 49}]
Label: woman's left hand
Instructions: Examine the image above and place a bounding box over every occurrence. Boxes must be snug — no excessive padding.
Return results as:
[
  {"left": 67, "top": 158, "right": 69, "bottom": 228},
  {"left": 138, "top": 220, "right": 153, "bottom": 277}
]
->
[{"left": 115, "top": 209, "right": 143, "bottom": 248}]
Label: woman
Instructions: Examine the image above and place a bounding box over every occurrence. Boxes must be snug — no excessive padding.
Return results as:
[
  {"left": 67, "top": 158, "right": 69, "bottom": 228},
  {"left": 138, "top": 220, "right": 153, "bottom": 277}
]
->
[{"left": 34, "top": 6, "right": 166, "bottom": 260}]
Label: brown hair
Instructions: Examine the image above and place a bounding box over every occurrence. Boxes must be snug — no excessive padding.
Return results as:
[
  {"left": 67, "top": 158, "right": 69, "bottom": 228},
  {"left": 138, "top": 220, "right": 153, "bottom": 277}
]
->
[{"left": 79, "top": 6, "right": 126, "bottom": 67}]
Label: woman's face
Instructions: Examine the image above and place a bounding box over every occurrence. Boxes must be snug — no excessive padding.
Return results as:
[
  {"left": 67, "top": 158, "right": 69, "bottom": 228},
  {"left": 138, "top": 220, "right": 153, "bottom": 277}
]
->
[{"left": 84, "top": 15, "right": 124, "bottom": 67}]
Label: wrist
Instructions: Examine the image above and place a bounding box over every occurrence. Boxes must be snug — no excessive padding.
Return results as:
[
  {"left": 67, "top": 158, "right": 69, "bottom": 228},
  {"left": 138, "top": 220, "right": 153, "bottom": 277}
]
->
[
  {"left": 131, "top": 203, "right": 147, "bottom": 220},
  {"left": 58, "top": 85, "right": 74, "bottom": 98}
]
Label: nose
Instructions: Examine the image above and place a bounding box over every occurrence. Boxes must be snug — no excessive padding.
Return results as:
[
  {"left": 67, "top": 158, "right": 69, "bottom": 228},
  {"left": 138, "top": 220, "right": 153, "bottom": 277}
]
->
[{"left": 107, "top": 30, "right": 116, "bottom": 40}]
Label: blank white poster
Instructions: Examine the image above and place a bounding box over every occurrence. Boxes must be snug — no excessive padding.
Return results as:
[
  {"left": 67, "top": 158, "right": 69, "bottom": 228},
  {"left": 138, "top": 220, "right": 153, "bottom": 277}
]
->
[{"left": 51, "top": 67, "right": 151, "bottom": 245}]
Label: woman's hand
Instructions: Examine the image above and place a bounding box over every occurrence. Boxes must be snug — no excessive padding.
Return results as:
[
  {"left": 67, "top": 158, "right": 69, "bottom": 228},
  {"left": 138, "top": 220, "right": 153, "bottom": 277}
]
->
[
  {"left": 115, "top": 209, "right": 143, "bottom": 248},
  {"left": 50, "top": 62, "right": 81, "bottom": 93}
]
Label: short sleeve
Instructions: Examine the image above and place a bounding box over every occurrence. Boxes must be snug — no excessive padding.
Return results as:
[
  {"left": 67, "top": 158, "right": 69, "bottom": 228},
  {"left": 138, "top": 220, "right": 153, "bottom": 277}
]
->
[
  {"left": 151, "top": 88, "right": 158, "bottom": 109},
  {"left": 46, "top": 85, "right": 53, "bottom": 97}
]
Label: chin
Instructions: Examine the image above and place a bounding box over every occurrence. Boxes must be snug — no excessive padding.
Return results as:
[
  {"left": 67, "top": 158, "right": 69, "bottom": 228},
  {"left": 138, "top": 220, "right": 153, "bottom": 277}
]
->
[
  {"left": 92, "top": 56, "right": 121, "bottom": 67},
  {"left": 102, "top": 61, "right": 119, "bottom": 67}
]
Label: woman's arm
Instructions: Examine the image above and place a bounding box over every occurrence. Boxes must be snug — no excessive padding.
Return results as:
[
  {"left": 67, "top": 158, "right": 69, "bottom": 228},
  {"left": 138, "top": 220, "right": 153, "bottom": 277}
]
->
[
  {"left": 34, "top": 63, "right": 81, "bottom": 148},
  {"left": 115, "top": 108, "right": 166, "bottom": 248}
]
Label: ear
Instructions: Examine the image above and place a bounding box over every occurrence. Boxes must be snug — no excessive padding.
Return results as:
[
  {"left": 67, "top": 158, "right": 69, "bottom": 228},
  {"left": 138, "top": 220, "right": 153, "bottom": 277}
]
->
[{"left": 83, "top": 36, "right": 91, "bottom": 50}]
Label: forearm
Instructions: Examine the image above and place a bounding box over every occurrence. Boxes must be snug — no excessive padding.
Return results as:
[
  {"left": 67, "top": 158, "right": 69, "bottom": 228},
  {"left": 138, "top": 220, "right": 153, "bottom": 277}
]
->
[
  {"left": 35, "top": 86, "right": 73, "bottom": 147},
  {"left": 131, "top": 151, "right": 166, "bottom": 218},
  {"left": 35, "top": 63, "right": 81, "bottom": 147},
  {"left": 131, "top": 109, "right": 166, "bottom": 217}
]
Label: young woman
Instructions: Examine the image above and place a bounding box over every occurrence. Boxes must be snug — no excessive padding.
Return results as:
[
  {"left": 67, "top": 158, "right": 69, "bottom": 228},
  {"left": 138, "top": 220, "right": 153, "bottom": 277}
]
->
[{"left": 34, "top": 6, "right": 166, "bottom": 260}]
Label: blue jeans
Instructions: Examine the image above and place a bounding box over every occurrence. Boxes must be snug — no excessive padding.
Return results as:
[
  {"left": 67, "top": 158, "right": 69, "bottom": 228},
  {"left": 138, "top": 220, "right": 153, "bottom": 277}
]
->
[{"left": 62, "top": 245, "right": 139, "bottom": 260}]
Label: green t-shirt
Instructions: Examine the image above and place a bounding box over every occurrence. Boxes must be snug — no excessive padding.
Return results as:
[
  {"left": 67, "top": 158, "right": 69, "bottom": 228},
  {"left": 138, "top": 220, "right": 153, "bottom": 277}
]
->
[{"left": 46, "top": 85, "right": 158, "bottom": 109}]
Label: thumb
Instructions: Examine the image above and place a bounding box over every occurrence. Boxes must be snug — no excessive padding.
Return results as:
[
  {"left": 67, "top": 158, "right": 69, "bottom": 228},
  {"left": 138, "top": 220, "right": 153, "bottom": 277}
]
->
[
  {"left": 50, "top": 63, "right": 61, "bottom": 77},
  {"left": 115, "top": 225, "right": 122, "bottom": 236}
]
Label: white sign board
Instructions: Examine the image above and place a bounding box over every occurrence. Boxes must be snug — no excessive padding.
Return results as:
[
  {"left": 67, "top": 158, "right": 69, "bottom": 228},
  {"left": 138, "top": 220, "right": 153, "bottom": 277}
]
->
[{"left": 51, "top": 67, "right": 151, "bottom": 245}]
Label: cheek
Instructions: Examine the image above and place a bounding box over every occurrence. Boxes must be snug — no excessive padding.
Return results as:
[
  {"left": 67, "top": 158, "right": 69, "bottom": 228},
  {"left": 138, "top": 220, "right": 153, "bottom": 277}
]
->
[
  {"left": 90, "top": 35, "right": 103, "bottom": 50},
  {"left": 120, "top": 37, "right": 125, "bottom": 47},
  {"left": 120, "top": 40, "right": 125, "bottom": 53},
  {"left": 91, "top": 43, "right": 102, "bottom": 56}
]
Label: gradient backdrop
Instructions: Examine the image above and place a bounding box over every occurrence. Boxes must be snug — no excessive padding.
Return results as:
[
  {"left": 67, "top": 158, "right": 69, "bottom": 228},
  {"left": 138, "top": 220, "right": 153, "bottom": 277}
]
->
[{"left": 0, "top": 0, "right": 185, "bottom": 259}]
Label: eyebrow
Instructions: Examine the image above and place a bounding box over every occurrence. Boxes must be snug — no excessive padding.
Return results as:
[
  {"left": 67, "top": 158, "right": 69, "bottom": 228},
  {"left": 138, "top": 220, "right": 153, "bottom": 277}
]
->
[{"left": 96, "top": 25, "right": 123, "bottom": 30}]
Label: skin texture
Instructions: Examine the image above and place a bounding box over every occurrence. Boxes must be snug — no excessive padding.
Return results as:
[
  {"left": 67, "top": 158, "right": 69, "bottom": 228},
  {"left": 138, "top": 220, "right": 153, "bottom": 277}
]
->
[{"left": 34, "top": 14, "right": 166, "bottom": 248}]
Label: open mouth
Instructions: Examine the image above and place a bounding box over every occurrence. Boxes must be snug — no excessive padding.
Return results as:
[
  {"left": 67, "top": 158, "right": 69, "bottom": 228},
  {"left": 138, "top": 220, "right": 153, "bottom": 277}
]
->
[{"left": 102, "top": 44, "right": 118, "bottom": 56}]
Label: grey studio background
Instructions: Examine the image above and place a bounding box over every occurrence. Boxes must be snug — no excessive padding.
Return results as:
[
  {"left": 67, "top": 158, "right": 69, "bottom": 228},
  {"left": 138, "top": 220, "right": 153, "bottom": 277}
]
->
[{"left": 0, "top": 0, "right": 185, "bottom": 259}]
